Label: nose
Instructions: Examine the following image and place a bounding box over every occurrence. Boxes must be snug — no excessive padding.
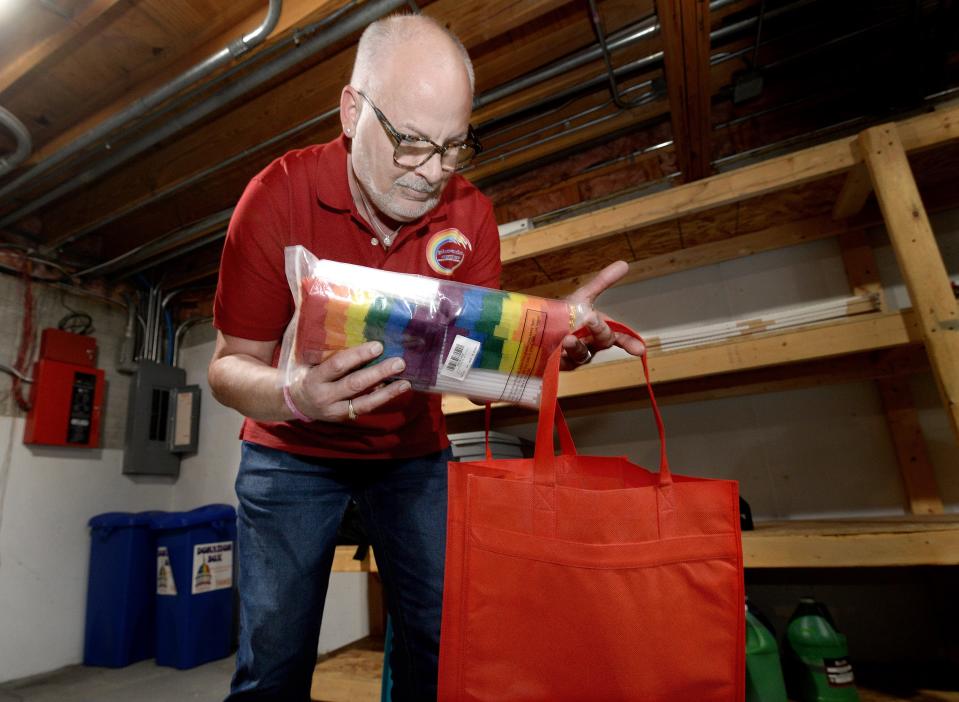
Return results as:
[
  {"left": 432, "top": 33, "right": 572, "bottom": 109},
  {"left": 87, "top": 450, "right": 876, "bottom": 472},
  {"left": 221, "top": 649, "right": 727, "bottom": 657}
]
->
[{"left": 414, "top": 150, "right": 445, "bottom": 185}]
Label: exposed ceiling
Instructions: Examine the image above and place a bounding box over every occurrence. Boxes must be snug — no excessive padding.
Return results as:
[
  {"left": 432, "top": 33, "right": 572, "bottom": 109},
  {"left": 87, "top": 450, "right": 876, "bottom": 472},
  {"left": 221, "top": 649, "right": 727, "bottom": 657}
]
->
[{"left": 0, "top": 0, "right": 957, "bottom": 318}]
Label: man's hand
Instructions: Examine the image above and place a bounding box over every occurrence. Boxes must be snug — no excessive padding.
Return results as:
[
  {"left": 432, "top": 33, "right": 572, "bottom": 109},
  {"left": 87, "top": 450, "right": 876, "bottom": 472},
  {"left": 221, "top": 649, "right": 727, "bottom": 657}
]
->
[
  {"left": 288, "top": 341, "right": 411, "bottom": 422},
  {"left": 561, "top": 260, "right": 645, "bottom": 371},
  {"left": 208, "top": 332, "right": 410, "bottom": 423}
]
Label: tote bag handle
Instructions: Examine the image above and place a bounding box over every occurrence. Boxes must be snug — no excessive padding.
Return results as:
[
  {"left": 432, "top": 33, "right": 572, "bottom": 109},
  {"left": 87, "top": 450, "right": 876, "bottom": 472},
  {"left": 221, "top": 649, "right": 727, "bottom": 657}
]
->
[
  {"left": 483, "top": 400, "right": 577, "bottom": 461},
  {"left": 533, "top": 320, "right": 670, "bottom": 487}
]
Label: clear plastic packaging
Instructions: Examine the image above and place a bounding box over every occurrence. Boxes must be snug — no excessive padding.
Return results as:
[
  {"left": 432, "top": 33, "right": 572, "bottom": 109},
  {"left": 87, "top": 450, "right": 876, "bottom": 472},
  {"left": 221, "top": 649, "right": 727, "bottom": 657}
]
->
[{"left": 278, "top": 246, "right": 592, "bottom": 406}]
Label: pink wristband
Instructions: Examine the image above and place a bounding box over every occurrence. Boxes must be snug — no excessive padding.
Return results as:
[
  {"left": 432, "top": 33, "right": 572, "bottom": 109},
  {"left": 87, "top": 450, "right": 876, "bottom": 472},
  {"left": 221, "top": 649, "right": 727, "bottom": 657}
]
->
[{"left": 283, "top": 385, "right": 311, "bottom": 422}]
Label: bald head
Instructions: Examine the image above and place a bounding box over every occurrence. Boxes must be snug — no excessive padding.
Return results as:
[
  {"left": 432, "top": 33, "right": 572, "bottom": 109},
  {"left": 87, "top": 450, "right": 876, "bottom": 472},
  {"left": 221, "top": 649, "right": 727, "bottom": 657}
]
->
[{"left": 350, "top": 14, "right": 475, "bottom": 101}]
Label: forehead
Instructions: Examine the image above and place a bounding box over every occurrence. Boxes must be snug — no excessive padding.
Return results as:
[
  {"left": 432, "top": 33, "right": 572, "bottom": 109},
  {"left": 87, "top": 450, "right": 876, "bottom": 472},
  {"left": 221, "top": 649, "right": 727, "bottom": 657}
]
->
[{"left": 372, "top": 42, "right": 472, "bottom": 138}]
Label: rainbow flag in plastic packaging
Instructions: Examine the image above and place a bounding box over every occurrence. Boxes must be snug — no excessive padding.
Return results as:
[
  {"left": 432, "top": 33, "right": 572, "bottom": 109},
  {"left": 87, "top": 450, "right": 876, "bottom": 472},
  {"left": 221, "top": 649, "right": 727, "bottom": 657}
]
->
[{"left": 278, "top": 246, "right": 591, "bottom": 406}]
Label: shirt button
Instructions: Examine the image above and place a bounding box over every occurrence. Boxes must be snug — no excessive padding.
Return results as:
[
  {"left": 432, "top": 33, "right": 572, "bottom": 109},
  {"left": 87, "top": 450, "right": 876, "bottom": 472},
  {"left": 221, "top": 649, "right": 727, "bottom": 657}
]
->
[{"left": 371, "top": 237, "right": 378, "bottom": 246}]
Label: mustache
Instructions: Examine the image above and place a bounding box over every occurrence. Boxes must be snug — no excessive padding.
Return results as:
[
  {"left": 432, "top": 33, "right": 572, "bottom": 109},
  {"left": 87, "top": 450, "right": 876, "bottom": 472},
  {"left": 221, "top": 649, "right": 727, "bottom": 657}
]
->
[{"left": 394, "top": 176, "right": 439, "bottom": 195}]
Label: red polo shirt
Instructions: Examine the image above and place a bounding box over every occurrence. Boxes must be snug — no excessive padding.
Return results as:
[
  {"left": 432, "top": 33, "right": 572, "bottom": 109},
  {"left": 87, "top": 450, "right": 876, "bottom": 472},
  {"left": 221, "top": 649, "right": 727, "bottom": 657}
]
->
[{"left": 214, "top": 136, "right": 501, "bottom": 459}]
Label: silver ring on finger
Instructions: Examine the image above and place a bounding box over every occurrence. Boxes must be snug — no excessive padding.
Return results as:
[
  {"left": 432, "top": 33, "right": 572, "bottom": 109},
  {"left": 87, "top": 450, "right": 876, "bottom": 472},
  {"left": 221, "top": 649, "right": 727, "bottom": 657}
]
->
[{"left": 347, "top": 398, "right": 358, "bottom": 421}]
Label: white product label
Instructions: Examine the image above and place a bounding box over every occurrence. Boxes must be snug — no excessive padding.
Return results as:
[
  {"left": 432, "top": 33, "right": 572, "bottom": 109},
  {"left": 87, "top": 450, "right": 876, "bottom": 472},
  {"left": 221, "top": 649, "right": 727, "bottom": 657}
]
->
[
  {"left": 191, "top": 541, "right": 233, "bottom": 594},
  {"left": 824, "top": 657, "right": 855, "bottom": 686},
  {"left": 157, "top": 546, "right": 177, "bottom": 596},
  {"left": 439, "top": 335, "right": 480, "bottom": 381}
]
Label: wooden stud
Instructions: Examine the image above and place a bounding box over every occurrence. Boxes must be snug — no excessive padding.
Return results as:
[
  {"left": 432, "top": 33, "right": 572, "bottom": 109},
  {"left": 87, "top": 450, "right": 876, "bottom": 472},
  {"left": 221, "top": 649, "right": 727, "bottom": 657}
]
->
[
  {"left": 877, "top": 378, "right": 945, "bottom": 515},
  {"left": 859, "top": 123, "right": 959, "bottom": 445},
  {"left": 837, "top": 228, "right": 886, "bottom": 309}
]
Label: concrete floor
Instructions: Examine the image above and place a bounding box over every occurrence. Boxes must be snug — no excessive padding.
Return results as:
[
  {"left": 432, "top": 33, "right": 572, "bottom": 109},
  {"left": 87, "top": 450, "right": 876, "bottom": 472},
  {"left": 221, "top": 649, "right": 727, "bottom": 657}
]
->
[{"left": 0, "top": 656, "right": 235, "bottom": 702}]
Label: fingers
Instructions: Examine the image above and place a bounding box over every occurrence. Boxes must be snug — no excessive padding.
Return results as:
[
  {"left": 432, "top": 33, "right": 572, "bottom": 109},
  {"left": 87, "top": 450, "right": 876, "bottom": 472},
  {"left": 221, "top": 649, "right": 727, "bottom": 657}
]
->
[
  {"left": 566, "top": 260, "right": 629, "bottom": 305},
  {"left": 293, "top": 342, "right": 412, "bottom": 420},
  {"left": 343, "top": 378, "right": 412, "bottom": 418},
  {"left": 311, "top": 341, "right": 385, "bottom": 381}
]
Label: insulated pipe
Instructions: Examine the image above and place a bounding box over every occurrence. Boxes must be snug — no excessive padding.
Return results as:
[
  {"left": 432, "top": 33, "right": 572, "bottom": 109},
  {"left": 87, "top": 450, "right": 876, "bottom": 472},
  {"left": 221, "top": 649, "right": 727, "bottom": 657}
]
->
[
  {"left": 0, "top": 107, "right": 32, "bottom": 178},
  {"left": 0, "top": 0, "right": 282, "bottom": 207},
  {"left": 0, "top": 0, "right": 407, "bottom": 232}
]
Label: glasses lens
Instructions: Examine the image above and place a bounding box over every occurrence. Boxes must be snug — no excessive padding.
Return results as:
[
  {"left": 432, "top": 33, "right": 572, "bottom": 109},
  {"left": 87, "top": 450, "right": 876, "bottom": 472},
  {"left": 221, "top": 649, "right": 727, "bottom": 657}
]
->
[
  {"left": 394, "top": 140, "right": 437, "bottom": 167},
  {"left": 452, "top": 145, "right": 476, "bottom": 167}
]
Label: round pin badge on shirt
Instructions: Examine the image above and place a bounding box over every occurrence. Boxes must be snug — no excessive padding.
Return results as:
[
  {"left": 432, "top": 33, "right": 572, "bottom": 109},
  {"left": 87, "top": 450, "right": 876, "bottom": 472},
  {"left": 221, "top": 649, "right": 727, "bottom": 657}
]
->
[{"left": 426, "top": 228, "right": 471, "bottom": 275}]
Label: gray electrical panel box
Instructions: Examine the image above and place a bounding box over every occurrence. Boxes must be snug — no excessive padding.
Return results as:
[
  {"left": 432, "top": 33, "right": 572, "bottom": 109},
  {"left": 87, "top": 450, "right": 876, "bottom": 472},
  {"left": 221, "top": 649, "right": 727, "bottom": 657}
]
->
[{"left": 123, "top": 361, "right": 199, "bottom": 477}]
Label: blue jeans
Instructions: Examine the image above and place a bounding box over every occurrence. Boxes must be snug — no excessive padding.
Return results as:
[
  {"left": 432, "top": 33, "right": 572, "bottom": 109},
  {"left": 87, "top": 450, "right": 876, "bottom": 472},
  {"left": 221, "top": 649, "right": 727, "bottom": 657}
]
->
[{"left": 226, "top": 442, "right": 451, "bottom": 702}]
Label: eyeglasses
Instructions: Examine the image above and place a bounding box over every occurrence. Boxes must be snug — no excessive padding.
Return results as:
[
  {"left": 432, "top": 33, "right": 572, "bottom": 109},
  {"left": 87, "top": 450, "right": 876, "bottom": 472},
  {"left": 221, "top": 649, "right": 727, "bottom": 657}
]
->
[{"left": 355, "top": 90, "right": 481, "bottom": 171}]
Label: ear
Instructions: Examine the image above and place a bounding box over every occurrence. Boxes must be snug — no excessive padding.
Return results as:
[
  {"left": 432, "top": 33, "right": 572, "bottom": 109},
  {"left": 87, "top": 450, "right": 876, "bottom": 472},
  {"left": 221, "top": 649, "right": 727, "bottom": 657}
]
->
[{"left": 340, "top": 86, "right": 360, "bottom": 137}]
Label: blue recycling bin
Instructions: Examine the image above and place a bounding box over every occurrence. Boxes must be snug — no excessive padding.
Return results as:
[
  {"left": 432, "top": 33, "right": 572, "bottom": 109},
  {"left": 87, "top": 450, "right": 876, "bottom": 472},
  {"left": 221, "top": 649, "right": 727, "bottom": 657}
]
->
[
  {"left": 84, "top": 510, "right": 166, "bottom": 667},
  {"left": 150, "top": 504, "right": 237, "bottom": 669}
]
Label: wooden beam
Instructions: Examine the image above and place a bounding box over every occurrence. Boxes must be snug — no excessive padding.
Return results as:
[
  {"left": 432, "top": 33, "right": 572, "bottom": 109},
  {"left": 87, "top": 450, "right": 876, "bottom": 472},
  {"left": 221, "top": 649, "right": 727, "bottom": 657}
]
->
[
  {"left": 498, "top": 106, "right": 959, "bottom": 264},
  {"left": 832, "top": 163, "right": 873, "bottom": 219},
  {"left": 659, "top": 0, "right": 712, "bottom": 181},
  {"left": 877, "top": 378, "right": 945, "bottom": 515},
  {"left": 859, "top": 123, "right": 959, "bottom": 445},
  {"left": 443, "top": 309, "right": 923, "bottom": 414},
  {"left": 0, "top": 0, "right": 128, "bottom": 97}
]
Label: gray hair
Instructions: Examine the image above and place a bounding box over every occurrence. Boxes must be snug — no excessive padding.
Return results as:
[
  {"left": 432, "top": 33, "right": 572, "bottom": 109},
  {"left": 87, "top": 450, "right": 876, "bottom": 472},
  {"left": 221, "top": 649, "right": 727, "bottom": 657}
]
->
[{"left": 350, "top": 14, "right": 475, "bottom": 98}]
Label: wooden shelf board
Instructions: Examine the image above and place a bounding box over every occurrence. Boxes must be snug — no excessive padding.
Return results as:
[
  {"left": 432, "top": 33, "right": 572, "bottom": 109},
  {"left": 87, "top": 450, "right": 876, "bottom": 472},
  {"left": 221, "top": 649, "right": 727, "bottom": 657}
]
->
[
  {"left": 499, "top": 106, "right": 959, "bottom": 264},
  {"left": 744, "top": 516, "right": 959, "bottom": 568},
  {"left": 332, "top": 515, "right": 959, "bottom": 573},
  {"left": 443, "top": 309, "right": 923, "bottom": 415}
]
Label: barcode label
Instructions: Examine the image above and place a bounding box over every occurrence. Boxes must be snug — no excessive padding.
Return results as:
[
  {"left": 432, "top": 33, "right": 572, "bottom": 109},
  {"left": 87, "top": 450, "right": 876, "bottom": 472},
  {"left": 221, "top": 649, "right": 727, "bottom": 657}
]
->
[{"left": 439, "top": 335, "right": 480, "bottom": 382}]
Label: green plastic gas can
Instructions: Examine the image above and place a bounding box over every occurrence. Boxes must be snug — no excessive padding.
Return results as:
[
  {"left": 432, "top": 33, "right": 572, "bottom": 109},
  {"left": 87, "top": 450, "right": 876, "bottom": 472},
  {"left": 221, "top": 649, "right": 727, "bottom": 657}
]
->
[
  {"left": 745, "top": 606, "right": 788, "bottom": 702},
  {"left": 783, "top": 598, "right": 859, "bottom": 702}
]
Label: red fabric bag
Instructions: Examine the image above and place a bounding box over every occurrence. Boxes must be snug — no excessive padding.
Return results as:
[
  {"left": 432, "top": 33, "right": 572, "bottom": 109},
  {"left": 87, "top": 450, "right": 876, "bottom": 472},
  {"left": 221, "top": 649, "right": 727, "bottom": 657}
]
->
[{"left": 438, "top": 321, "right": 745, "bottom": 701}]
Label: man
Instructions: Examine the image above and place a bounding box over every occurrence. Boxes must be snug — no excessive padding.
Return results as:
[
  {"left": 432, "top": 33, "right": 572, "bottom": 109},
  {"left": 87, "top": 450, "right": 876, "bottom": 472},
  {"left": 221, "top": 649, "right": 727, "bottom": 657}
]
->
[{"left": 209, "top": 14, "right": 644, "bottom": 701}]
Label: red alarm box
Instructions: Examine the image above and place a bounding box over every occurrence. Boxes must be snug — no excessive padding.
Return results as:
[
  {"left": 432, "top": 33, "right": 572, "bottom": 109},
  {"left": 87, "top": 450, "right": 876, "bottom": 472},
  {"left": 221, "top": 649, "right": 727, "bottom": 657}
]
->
[{"left": 23, "top": 331, "right": 105, "bottom": 448}]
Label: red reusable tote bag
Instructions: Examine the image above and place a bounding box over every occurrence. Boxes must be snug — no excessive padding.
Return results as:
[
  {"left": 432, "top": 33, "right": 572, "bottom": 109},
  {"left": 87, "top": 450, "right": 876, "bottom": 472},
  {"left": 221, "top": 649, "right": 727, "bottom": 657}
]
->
[{"left": 438, "top": 321, "right": 745, "bottom": 701}]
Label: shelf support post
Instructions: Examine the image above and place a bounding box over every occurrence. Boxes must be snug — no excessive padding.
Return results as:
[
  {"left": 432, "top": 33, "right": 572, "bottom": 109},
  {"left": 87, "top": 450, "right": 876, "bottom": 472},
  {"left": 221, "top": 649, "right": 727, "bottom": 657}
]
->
[{"left": 859, "top": 123, "right": 959, "bottom": 447}]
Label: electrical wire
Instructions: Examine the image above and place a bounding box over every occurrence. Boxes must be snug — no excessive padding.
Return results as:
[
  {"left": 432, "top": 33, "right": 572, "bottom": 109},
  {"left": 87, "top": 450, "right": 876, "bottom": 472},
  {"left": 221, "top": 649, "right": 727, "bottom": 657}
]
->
[{"left": 586, "top": 0, "right": 651, "bottom": 110}]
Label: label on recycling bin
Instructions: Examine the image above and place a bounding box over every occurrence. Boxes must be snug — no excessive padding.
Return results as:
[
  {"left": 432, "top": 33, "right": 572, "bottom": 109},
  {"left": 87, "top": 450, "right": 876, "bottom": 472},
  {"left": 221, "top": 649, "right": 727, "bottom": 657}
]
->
[
  {"left": 824, "top": 657, "right": 855, "bottom": 686},
  {"left": 157, "top": 546, "right": 177, "bottom": 596},
  {"left": 191, "top": 541, "right": 233, "bottom": 594}
]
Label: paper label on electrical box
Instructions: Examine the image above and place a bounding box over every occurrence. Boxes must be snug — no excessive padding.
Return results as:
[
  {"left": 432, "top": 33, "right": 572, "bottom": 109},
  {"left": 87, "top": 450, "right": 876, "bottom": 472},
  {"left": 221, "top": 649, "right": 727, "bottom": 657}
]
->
[
  {"left": 191, "top": 541, "right": 233, "bottom": 594},
  {"left": 157, "top": 546, "right": 176, "bottom": 596},
  {"left": 173, "top": 391, "right": 193, "bottom": 447},
  {"left": 439, "top": 335, "right": 480, "bottom": 381}
]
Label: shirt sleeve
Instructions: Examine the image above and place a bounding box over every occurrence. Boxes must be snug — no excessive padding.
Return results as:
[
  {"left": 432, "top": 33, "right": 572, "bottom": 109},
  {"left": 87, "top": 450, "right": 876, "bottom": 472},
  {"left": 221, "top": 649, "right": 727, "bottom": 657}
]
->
[{"left": 213, "top": 175, "right": 294, "bottom": 341}]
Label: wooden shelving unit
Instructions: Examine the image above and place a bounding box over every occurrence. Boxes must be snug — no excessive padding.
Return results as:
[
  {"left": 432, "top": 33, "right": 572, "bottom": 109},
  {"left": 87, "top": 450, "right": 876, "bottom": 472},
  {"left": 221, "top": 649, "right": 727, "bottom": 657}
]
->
[
  {"left": 435, "top": 104, "right": 959, "bottom": 571},
  {"left": 333, "top": 514, "right": 959, "bottom": 573}
]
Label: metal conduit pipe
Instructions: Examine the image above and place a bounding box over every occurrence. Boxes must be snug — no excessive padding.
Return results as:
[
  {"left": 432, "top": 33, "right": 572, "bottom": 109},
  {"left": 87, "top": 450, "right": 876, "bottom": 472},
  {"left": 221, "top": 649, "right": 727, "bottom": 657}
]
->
[
  {"left": 59, "top": 107, "right": 338, "bottom": 252},
  {"left": 473, "top": 0, "right": 740, "bottom": 111},
  {"left": 0, "top": 0, "right": 407, "bottom": 233},
  {"left": 52, "top": 0, "right": 808, "bottom": 253},
  {"left": 77, "top": 208, "right": 235, "bottom": 278},
  {"left": 0, "top": 107, "right": 33, "bottom": 178},
  {"left": 25, "top": 2, "right": 358, "bottom": 204},
  {"left": 174, "top": 316, "right": 213, "bottom": 367},
  {"left": 0, "top": 0, "right": 282, "bottom": 207}
]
